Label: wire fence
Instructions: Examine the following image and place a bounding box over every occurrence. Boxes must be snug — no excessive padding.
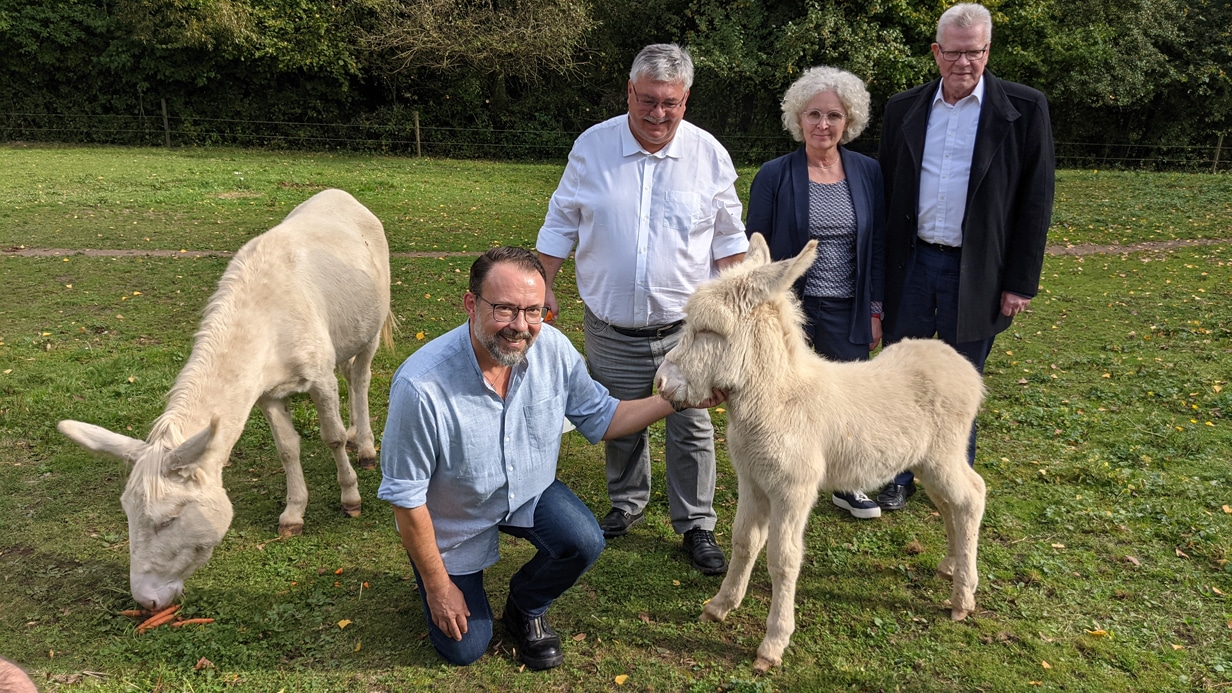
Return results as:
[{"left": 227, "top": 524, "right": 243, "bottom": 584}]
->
[{"left": 3, "top": 110, "right": 1228, "bottom": 173}]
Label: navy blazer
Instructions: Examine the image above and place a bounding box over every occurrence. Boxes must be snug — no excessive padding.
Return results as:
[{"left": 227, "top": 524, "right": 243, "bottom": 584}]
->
[
  {"left": 878, "top": 71, "right": 1055, "bottom": 343},
  {"left": 745, "top": 146, "right": 886, "bottom": 345}
]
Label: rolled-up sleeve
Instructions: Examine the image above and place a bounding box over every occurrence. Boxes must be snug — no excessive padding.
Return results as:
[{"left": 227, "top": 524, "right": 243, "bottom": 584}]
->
[
  {"left": 536, "top": 149, "right": 586, "bottom": 259},
  {"left": 377, "top": 376, "right": 437, "bottom": 509}
]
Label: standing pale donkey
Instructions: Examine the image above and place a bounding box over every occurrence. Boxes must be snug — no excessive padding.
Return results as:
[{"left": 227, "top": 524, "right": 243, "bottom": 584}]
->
[
  {"left": 655, "top": 233, "right": 986, "bottom": 672},
  {"left": 58, "top": 189, "right": 394, "bottom": 610}
]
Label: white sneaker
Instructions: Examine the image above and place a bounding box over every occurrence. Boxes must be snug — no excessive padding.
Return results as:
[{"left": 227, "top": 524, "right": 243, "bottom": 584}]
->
[{"left": 832, "top": 491, "right": 882, "bottom": 519}]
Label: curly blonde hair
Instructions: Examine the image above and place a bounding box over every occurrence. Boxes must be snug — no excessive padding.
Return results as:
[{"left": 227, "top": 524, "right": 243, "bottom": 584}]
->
[{"left": 780, "top": 66, "right": 871, "bottom": 145}]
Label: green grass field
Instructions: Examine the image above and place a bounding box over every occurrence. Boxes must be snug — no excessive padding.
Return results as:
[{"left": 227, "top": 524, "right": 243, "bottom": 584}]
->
[{"left": 1, "top": 144, "right": 1230, "bottom": 692}]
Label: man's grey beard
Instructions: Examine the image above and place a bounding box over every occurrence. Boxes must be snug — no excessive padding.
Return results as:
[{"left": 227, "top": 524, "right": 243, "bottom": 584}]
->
[{"left": 479, "top": 325, "right": 535, "bottom": 367}]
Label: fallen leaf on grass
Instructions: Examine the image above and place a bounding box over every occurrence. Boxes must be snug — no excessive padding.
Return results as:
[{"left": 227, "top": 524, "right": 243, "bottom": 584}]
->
[
  {"left": 1085, "top": 629, "right": 1109, "bottom": 637},
  {"left": 1171, "top": 644, "right": 1184, "bottom": 650},
  {"left": 354, "top": 641, "right": 362, "bottom": 652},
  {"left": 1212, "top": 586, "right": 1225, "bottom": 596},
  {"left": 614, "top": 674, "right": 629, "bottom": 685},
  {"left": 638, "top": 612, "right": 651, "bottom": 625},
  {"left": 572, "top": 633, "right": 586, "bottom": 641},
  {"left": 1051, "top": 543, "right": 1065, "bottom": 549},
  {"left": 1176, "top": 549, "right": 1190, "bottom": 558},
  {"left": 1223, "top": 504, "right": 1231, "bottom": 514},
  {"left": 1041, "top": 661, "right": 1052, "bottom": 670},
  {"left": 194, "top": 657, "right": 214, "bottom": 671},
  {"left": 337, "top": 619, "right": 352, "bottom": 629},
  {"left": 1125, "top": 556, "right": 1141, "bottom": 566}
]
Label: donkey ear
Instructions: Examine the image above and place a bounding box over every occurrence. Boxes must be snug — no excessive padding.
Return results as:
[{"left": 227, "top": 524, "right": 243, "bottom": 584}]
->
[
  {"left": 744, "top": 233, "right": 772, "bottom": 267},
  {"left": 165, "top": 418, "right": 219, "bottom": 478},
  {"left": 747, "top": 239, "right": 818, "bottom": 299},
  {"left": 58, "top": 420, "right": 147, "bottom": 464}
]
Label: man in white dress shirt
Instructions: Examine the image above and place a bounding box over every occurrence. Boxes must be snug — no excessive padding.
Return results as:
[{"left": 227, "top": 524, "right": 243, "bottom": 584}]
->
[{"left": 536, "top": 43, "right": 748, "bottom": 575}]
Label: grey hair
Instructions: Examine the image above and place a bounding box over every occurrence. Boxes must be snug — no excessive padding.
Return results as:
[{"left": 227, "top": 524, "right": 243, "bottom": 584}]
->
[
  {"left": 936, "top": 3, "right": 993, "bottom": 43},
  {"left": 779, "top": 66, "right": 871, "bottom": 145},
  {"left": 629, "top": 44, "right": 694, "bottom": 90}
]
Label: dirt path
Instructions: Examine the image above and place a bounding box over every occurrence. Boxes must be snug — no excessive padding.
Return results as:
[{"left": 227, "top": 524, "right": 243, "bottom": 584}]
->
[{"left": 2, "top": 238, "right": 1226, "bottom": 259}]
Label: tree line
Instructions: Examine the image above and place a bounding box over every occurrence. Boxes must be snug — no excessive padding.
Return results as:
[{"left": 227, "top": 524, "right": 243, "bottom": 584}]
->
[{"left": 1, "top": 0, "right": 1228, "bottom": 167}]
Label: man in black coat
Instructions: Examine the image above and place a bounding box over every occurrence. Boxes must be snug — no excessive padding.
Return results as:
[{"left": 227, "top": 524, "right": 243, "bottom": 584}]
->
[{"left": 876, "top": 2, "right": 1055, "bottom": 511}]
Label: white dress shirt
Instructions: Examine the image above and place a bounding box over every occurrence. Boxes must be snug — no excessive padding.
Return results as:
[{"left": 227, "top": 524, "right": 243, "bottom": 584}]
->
[
  {"left": 917, "top": 77, "right": 985, "bottom": 247},
  {"left": 537, "top": 115, "right": 748, "bottom": 327}
]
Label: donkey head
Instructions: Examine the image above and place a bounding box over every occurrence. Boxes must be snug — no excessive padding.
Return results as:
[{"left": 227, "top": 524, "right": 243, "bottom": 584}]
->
[
  {"left": 58, "top": 419, "right": 234, "bottom": 610},
  {"left": 655, "top": 234, "right": 817, "bottom": 406}
]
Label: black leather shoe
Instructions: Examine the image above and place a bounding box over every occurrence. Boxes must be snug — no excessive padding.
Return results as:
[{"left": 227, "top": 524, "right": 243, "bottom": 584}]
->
[
  {"left": 683, "top": 528, "right": 728, "bottom": 575},
  {"left": 598, "top": 508, "right": 644, "bottom": 538},
  {"left": 502, "top": 596, "right": 564, "bottom": 670},
  {"left": 875, "top": 482, "right": 916, "bottom": 511}
]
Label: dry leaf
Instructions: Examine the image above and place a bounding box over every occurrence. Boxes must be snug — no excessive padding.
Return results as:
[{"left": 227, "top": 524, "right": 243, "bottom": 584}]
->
[
  {"left": 354, "top": 641, "right": 362, "bottom": 652},
  {"left": 614, "top": 674, "right": 629, "bottom": 685},
  {"left": 1041, "top": 660, "right": 1052, "bottom": 669},
  {"left": 672, "top": 580, "right": 680, "bottom": 586},
  {"left": 194, "top": 657, "right": 214, "bottom": 671},
  {"left": 1085, "top": 629, "right": 1108, "bottom": 637},
  {"left": 337, "top": 619, "right": 352, "bottom": 629},
  {"left": 1212, "top": 586, "right": 1225, "bottom": 596},
  {"left": 715, "top": 407, "right": 725, "bottom": 414},
  {"left": 416, "top": 331, "right": 426, "bottom": 340},
  {"left": 572, "top": 633, "right": 586, "bottom": 641},
  {"left": 1051, "top": 543, "right": 1065, "bottom": 549},
  {"left": 1171, "top": 644, "right": 1184, "bottom": 650},
  {"left": 1176, "top": 548, "right": 1190, "bottom": 558},
  {"left": 335, "top": 568, "right": 344, "bottom": 575},
  {"left": 1125, "top": 556, "right": 1141, "bottom": 566},
  {"left": 1222, "top": 505, "right": 1231, "bottom": 514},
  {"left": 638, "top": 612, "right": 651, "bottom": 625}
]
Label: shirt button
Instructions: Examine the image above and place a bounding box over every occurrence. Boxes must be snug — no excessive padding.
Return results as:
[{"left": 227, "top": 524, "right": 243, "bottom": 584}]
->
[{"left": 508, "top": 465, "right": 514, "bottom": 471}]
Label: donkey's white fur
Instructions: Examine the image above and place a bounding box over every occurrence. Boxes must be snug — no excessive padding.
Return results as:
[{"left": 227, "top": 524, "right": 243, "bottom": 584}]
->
[
  {"left": 58, "top": 189, "right": 394, "bottom": 610},
  {"left": 655, "top": 233, "right": 986, "bottom": 672}
]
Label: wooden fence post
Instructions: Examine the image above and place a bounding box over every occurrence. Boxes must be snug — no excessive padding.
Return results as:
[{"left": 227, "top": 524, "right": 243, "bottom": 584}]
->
[
  {"left": 1214, "top": 133, "right": 1224, "bottom": 174},
  {"left": 414, "top": 110, "right": 421, "bottom": 157},
  {"left": 161, "top": 98, "right": 170, "bottom": 147}
]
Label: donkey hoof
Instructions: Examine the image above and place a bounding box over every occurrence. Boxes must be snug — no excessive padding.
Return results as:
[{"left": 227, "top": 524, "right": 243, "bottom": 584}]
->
[
  {"left": 753, "top": 655, "right": 779, "bottom": 674},
  {"left": 358, "top": 456, "right": 377, "bottom": 471},
  {"left": 700, "top": 606, "right": 726, "bottom": 623},
  {"left": 341, "top": 503, "right": 362, "bottom": 518},
  {"left": 951, "top": 607, "right": 973, "bottom": 621},
  {"left": 278, "top": 523, "right": 303, "bottom": 539}
]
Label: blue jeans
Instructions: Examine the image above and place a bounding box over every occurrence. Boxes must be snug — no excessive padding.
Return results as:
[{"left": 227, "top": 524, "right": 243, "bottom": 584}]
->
[
  {"left": 410, "top": 479, "right": 605, "bottom": 665},
  {"left": 885, "top": 242, "right": 994, "bottom": 486}
]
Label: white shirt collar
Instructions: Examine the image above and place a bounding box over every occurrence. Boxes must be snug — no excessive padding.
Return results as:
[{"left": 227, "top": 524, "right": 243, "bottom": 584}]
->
[
  {"left": 932, "top": 74, "right": 986, "bottom": 107},
  {"left": 621, "top": 115, "right": 684, "bottom": 159}
]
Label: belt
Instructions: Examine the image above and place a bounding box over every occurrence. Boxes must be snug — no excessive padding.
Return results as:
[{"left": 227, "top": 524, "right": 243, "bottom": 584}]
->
[
  {"left": 609, "top": 320, "right": 685, "bottom": 339},
  {"left": 917, "top": 239, "right": 961, "bottom": 253}
]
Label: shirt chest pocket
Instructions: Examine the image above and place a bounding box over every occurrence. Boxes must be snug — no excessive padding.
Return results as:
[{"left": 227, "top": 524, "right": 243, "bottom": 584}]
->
[{"left": 664, "top": 190, "right": 708, "bottom": 234}]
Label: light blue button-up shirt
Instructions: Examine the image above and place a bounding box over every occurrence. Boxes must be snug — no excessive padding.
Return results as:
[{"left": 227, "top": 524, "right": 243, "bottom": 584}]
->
[
  {"left": 917, "top": 76, "right": 986, "bottom": 247},
  {"left": 378, "top": 322, "right": 619, "bottom": 574}
]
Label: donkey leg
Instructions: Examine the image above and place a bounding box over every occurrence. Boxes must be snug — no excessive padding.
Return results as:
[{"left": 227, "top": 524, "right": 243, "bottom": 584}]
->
[
  {"left": 309, "top": 377, "right": 363, "bottom": 517},
  {"left": 703, "top": 474, "right": 769, "bottom": 623},
  {"left": 753, "top": 494, "right": 812, "bottom": 673},
  {"left": 258, "top": 396, "right": 308, "bottom": 537},
  {"left": 342, "top": 336, "right": 381, "bottom": 470},
  {"left": 920, "top": 460, "right": 986, "bottom": 620}
]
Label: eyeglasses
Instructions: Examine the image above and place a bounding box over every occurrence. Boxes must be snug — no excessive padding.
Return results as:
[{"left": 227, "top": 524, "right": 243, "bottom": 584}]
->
[
  {"left": 631, "top": 84, "right": 686, "bottom": 112},
  {"left": 937, "top": 43, "right": 989, "bottom": 62},
  {"left": 802, "top": 110, "right": 847, "bottom": 126},
  {"left": 474, "top": 293, "right": 545, "bottom": 324}
]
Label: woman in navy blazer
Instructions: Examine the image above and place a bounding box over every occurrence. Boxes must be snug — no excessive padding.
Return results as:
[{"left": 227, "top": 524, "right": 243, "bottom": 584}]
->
[{"left": 745, "top": 66, "right": 887, "bottom": 519}]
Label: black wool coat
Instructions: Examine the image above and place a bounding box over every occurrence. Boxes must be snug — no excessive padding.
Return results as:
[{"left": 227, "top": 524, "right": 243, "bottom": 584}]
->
[{"left": 877, "top": 70, "right": 1055, "bottom": 343}]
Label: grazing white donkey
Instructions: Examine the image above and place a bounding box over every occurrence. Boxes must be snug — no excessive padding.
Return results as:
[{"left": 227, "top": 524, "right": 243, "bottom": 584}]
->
[
  {"left": 655, "top": 233, "right": 986, "bottom": 672},
  {"left": 58, "top": 189, "right": 394, "bottom": 610}
]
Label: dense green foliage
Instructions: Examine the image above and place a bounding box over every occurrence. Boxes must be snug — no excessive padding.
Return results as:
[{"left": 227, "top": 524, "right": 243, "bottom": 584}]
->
[
  {"left": 1, "top": 145, "right": 1230, "bottom": 690},
  {"left": 0, "top": 0, "right": 1229, "bottom": 165}
]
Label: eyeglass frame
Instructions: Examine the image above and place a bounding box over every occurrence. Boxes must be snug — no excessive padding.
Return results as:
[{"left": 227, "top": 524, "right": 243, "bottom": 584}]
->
[
  {"left": 936, "top": 43, "right": 989, "bottom": 62},
  {"left": 802, "top": 109, "right": 847, "bottom": 127},
  {"left": 473, "top": 292, "right": 546, "bottom": 324},
  {"left": 630, "top": 83, "right": 688, "bottom": 113}
]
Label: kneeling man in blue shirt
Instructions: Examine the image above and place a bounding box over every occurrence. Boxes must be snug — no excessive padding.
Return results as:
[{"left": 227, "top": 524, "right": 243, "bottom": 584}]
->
[{"left": 378, "top": 246, "right": 721, "bottom": 670}]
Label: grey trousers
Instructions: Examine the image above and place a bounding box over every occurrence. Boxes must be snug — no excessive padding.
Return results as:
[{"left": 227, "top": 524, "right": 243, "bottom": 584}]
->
[{"left": 583, "top": 307, "right": 717, "bottom": 533}]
